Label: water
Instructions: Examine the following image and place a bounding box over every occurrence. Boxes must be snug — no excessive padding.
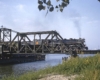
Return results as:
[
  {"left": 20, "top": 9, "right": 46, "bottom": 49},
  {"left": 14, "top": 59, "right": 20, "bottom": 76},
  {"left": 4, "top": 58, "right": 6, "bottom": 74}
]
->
[
  {"left": 0, "top": 54, "right": 95, "bottom": 78},
  {"left": 0, "top": 54, "right": 68, "bottom": 78}
]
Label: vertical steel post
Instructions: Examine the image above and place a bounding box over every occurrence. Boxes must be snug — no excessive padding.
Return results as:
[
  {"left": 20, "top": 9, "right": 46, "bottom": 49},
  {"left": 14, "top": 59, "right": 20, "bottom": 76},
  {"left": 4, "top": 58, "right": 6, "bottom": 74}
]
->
[
  {"left": 42, "top": 40, "right": 44, "bottom": 53},
  {"left": 9, "top": 30, "right": 11, "bottom": 53},
  {"left": 10, "top": 29, "right": 11, "bottom": 42},
  {"left": 24, "top": 37, "right": 27, "bottom": 53},
  {"left": 3, "top": 30, "right": 4, "bottom": 42},
  {"left": 34, "top": 34, "right": 36, "bottom": 53},
  {"left": 18, "top": 33, "right": 19, "bottom": 53},
  {"left": 61, "top": 42, "right": 63, "bottom": 53}
]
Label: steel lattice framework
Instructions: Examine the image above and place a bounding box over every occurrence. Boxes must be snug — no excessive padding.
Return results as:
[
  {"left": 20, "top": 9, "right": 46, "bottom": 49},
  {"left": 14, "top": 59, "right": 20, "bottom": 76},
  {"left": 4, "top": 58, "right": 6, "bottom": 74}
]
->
[{"left": 0, "top": 27, "right": 88, "bottom": 54}]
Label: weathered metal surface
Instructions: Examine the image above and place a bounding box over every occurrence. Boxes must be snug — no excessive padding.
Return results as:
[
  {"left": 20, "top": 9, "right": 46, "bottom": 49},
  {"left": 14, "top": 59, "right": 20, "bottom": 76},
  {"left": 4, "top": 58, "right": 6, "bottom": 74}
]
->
[
  {"left": 0, "top": 27, "right": 88, "bottom": 55},
  {"left": 0, "top": 26, "right": 96, "bottom": 64}
]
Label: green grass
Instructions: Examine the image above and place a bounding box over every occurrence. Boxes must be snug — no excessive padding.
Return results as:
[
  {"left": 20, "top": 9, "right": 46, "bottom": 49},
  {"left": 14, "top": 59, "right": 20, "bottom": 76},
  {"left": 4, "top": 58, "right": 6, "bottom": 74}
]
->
[{"left": 2, "top": 54, "right": 100, "bottom": 80}]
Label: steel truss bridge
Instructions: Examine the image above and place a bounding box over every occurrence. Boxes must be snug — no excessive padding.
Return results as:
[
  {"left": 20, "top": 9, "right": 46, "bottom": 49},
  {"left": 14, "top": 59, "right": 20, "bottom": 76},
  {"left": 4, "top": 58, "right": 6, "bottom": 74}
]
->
[{"left": 0, "top": 27, "right": 90, "bottom": 55}]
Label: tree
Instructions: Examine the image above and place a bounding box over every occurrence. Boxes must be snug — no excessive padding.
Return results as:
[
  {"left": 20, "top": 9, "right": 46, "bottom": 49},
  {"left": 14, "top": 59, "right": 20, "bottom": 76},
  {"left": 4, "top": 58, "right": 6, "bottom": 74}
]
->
[
  {"left": 38, "top": 0, "right": 69, "bottom": 12},
  {"left": 38, "top": 0, "right": 100, "bottom": 13}
]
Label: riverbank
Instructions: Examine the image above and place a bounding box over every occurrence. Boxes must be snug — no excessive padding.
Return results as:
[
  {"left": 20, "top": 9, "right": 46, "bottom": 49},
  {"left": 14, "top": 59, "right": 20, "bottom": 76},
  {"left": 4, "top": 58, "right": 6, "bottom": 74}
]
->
[{"left": 2, "top": 54, "right": 100, "bottom": 80}]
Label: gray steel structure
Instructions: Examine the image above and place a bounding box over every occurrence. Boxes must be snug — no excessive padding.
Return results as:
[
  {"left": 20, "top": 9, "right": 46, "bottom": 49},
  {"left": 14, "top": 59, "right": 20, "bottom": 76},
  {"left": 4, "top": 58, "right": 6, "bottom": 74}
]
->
[{"left": 0, "top": 27, "right": 88, "bottom": 54}]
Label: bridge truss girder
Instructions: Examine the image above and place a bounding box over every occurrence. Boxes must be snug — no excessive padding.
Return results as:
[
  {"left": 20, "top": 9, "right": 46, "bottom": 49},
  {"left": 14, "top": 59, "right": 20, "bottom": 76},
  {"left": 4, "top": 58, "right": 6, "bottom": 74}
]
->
[{"left": 0, "top": 27, "right": 87, "bottom": 54}]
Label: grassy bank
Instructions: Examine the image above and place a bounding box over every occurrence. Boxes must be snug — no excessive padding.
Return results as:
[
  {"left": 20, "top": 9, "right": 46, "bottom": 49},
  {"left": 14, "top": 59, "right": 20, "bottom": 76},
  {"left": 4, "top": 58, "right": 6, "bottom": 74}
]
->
[{"left": 2, "top": 54, "right": 100, "bottom": 80}]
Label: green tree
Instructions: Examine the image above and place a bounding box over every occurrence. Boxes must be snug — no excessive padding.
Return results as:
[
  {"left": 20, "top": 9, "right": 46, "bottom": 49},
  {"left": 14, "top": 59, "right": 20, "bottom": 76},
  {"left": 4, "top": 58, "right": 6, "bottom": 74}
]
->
[{"left": 38, "top": 0, "right": 100, "bottom": 12}]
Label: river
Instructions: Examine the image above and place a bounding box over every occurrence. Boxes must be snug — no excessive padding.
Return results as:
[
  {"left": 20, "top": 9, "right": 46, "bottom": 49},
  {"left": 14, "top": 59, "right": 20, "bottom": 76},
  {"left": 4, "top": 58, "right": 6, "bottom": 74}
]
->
[{"left": 0, "top": 54, "right": 95, "bottom": 78}]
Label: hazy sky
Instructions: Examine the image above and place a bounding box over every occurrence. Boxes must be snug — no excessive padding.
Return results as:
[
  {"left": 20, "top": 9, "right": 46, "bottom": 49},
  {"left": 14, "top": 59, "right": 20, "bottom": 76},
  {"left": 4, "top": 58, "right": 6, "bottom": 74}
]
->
[{"left": 0, "top": 0, "right": 100, "bottom": 49}]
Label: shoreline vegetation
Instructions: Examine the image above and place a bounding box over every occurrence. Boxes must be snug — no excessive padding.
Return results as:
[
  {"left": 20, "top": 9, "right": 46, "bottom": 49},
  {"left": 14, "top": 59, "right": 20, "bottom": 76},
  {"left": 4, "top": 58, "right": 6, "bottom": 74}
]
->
[{"left": 2, "top": 54, "right": 100, "bottom": 80}]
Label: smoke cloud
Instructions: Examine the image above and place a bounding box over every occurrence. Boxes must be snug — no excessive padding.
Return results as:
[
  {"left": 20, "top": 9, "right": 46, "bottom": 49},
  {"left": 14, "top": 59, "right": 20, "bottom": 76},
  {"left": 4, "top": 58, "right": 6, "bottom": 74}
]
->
[
  {"left": 73, "top": 18, "right": 81, "bottom": 38},
  {"left": 68, "top": 9, "right": 81, "bottom": 38}
]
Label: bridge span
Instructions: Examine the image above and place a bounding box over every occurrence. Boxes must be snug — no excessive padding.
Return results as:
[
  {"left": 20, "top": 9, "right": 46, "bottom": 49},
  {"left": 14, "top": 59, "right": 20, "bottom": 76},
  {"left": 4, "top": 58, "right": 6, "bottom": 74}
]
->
[
  {"left": 0, "top": 27, "right": 88, "bottom": 54},
  {"left": 0, "top": 27, "right": 99, "bottom": 64}
]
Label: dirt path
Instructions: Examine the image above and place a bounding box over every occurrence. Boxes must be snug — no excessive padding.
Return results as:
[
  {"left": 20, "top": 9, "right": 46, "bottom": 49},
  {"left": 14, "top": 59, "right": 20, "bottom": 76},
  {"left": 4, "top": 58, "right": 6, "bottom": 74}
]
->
[{"left": 39, "top": 74, "right": 78, "bottom": 80}]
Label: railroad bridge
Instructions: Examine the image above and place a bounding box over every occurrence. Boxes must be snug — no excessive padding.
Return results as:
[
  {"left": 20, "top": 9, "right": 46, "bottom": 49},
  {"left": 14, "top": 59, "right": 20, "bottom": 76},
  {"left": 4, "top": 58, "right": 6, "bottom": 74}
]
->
[
  {"left": 0, "top": 27, "right": 88, "bottom": 54},
  {"left": 0, "top": 27, "right": 99, "bottom": 64}
]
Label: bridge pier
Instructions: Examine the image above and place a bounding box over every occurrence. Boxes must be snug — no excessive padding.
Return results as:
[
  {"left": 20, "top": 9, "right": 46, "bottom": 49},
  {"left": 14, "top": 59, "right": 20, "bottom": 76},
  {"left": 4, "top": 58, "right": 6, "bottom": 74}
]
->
[
  {"left": 71, "top": 50, "right": 78, "bottom": 58},
  {"left": 0, "top": 53, "right": 45, "bottom": 64}
]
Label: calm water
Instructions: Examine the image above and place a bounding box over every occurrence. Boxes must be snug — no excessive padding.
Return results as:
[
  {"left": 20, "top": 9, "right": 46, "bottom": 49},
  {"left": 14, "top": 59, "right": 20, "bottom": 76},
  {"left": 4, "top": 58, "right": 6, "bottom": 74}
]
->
[{"left": 0, "top": 54, "right": 95, "bottom": 78}]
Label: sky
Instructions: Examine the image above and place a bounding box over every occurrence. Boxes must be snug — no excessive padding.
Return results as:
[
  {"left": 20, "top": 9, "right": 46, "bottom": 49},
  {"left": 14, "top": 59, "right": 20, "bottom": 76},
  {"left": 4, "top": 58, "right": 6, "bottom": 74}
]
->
[{"left": 0, "top": 0, "right": 100, "bottom": 49}]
